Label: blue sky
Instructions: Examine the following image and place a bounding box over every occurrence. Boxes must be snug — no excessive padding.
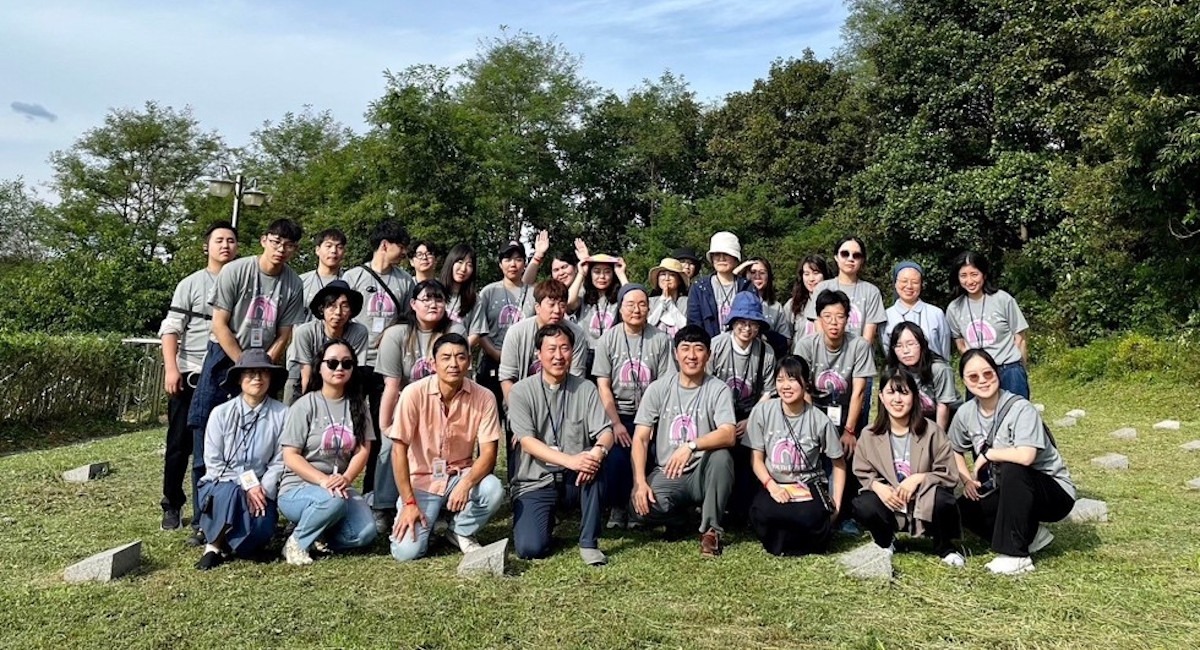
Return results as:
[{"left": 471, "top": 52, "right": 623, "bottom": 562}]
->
[{"left": 0, "top": 0, "right": 848, "bottom": 190}]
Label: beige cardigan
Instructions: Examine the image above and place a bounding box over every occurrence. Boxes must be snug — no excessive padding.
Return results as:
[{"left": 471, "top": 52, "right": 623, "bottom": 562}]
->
[{"left": 853, "top": 419, "right": 958, "bottom": 537}]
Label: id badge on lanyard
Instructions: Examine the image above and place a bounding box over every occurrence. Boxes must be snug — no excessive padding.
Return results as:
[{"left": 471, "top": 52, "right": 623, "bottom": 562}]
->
[
  {"left": 430, "top": 458, "right": 449, "bottom": 496},
  {"left": 826, "top": 404, "right": 843, "bottom": 427},
  {"left": 250, "top": 327, "right": 265, "bottom": 348},
  {"left": 372, "top": 317, "right": 386, "bottom": 334}
]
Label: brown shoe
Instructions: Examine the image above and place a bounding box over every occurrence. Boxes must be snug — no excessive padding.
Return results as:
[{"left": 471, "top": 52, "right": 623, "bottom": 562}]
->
[{"left": 700, "top": 529, "right": 722, "bottom": 558}]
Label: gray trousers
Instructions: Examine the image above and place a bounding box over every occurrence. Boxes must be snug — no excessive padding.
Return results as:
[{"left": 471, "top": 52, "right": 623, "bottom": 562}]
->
[{"left": 630, "top": 449, "right": 734, "bottom": 534}]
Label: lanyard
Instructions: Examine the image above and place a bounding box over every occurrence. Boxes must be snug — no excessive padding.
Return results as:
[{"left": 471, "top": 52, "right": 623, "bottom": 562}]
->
[
  {"left": 595, "top": 298, "right": 610, "bottom": 336},
  {"left": 899, "top": 303, "right": 925, "bottom": 329},
  {"left": 540, "top": 378, "right": 568, "bottom": 448},
  {"left": 717, "top": 279, "right": 736, "bottom": 311},
  {"left": 737, "top": 339, "right": 756, "bottom": 391},
  {"left": 622, "top": 328, "right": 647, "bottom": 401},
  {"left": 319, "top": 394, "right": 350, "bottom": 464},
  {"left": 222, "top": 402, "right": 263, "bottom": 471},
  {"left": 965, "top": 294, "right": 987, "bottom": 349},
  {"left": 672, "top": 379, "right": 706, "bottom": 442},
  {"left": 252, "top": 260, "right": 283, "bottom": 308},
  {"left": 314, "top": 269, "right": 342, "bottom": 290},
  {"left": 779, "top": 402, "right": 807, "bottom": 459}
]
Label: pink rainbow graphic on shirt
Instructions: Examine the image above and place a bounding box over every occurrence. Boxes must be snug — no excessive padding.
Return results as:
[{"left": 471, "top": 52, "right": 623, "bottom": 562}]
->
[
  {"left": 321, "top": 423, "right": 355, "bottom": 458},
  {"left": 895, "top": 460, "right": 912, "bottom": 482},
  {"left": 369, "top": 291, "right": 394, "bottom": 316},
  {"left": 919, "top": 391, "right": 935, "bottom": 415},
  {"left": 719, "top": 303, "right": 732, "bottom": 327},
  {"left": 770, "top": 438, "right": 804, "bottom": 472},
  {"left": 664, "top": 323, "right": 679, "bottom": 337},
  {"left": 804, "top": 320, "right": 817, "bottom": 336},
  {"left": 448, "top": 310, "right": 463, "bottom": 324},
  {"left": 726, "top": 375, "right": 752, "bottom": 400},
  {"left": 411, "top": 356, "right": 434, "bottom": 381},
  {"left": 815, "top": 369, "right": 848, "bottom": 398},
  {"left": 248, "top": 296, "right": 278, "bottom": 326},
  {"left": 589, "top": 309, "right": 614, "bottom": 336},
  {"left": 668, "top": 413, "right": 698, "bottom": 445},
  {"left": 965, "top": 319, "right": 997, "bottom": 348},
  {"left": 848, "top": 304, "right": 863, "bottom": 332},
  {"left": 617, "top": 359, "right": 652, "bottom": 387},
  {"left": 528, "top": 359, "right": 542, "bottom": 376},
  {"left": 498, "top": 304, "right": 522, "bottom": 327}
]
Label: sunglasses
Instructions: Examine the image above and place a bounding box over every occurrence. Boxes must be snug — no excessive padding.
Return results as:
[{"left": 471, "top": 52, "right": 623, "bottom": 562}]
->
[
  {"left": 838, "top": 250, "right": 864, "bottom": 261},
  {"left": 965, "top": 369, "right": 996, "bottom": 384},
  {"left": 322, "top": 359, "right": 356, "bottom": 371}
]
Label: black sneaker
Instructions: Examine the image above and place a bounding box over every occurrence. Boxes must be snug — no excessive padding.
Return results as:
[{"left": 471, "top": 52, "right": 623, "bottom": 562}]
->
[
  {"left": 161, "top": 508, "right": 182, "bottom": 531},
  {"left": 195, "top": 550, "right": 224, "bottom": 571},
  {"left": 186, "top": 529, "right": 206, "bottom": 547}
]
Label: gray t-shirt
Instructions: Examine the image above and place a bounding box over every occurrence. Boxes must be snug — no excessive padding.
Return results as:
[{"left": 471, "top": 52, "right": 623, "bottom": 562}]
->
[
  {"left": 376, "top": 322, "right": 468, "bottom": 382},
  {"left": 710, "top": 276, "right": 739, "bottom": 329},
  {"left": 578, "top": 298, "right": 619, "bottom": 349},
  {"left": 341, "top": 264, "right": 415, "bottom": 365},
  {"left": 498, "top": 317, "right": 589, "bottom": 383},
  {"left": 707, "top": 332, "right": 777, "bottom": 419},
  {"left": 469, "top": 281, "right": 535, "bottom": 351},
  {"left": 446, "top": 292, "right": 478, "bottom": 331},
  {"left": 946, "top": 290, "right": 1029, "bottom": 365},
  {"left": 804, "top": 279, "right": 887, "bottom": 340},
  {"left": 915, "top": 360, "right": 959, "bottom": 418},
  {"left": 159, "top": 269, "right": 218, "bottom": 373},
  {"left": 592, "top": 325, "right": 674, "bottom": 415},
  {"left": 743, "top": 399, "right": 842, "bottom": 486},
  {"left": 211, "top": 256, "right": 307, "bottom": 351},
  {"left": 948, "top": 391, "right": 1074, "bottom": 498},
  {"left": 647, "top": 295, "right": 688, "bottom": 338},
  {"left": 792, "top": 333, "right": 876, "bottom": 427},
  {"left": 763, "top": 300, "right": 793, "bottom": 341},
  {"left": 634, "top": 374, "right": 736, "bottom": 474},
  {"left": 278, "top": 391, "right": 376, "bottom": 497},
  {"left": 508, "top": 374, "right": 612, "bottom": 498},
  {"left": 289, "top": 320, "right": 370, "bottom": 371},
  {"left": 782, "top": 297, "right": 819, "bottom": 340}
]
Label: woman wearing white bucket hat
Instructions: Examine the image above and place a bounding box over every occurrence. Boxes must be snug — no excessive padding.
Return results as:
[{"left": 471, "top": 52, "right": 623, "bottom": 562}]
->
[{"left": 686, "top": 231, "right": 753, "bottom": 338}]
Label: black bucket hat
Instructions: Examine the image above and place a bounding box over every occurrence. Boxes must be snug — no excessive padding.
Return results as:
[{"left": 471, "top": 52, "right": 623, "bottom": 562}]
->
[
  {"left": 309, "top": 279, "right": 364, "bottom": 319},
  {"left": 221, "top": 348, "right": 287, "bottom": 392}
]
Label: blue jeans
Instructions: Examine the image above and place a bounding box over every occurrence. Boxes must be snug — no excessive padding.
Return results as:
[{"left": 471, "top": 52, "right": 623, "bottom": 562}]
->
[
  {"left": 603, "top": 414, "right": 636, "bottom": 510},
  {"left": 512, "top": 472, "right": 604, "bottom": 559},
  {"left": 389, "top": 474, "right": 504, "bottom": 562},
  {"left": 373, "top": 434, "right": 399, "bottom": 511},
  {"left": 998, "top": 362, "right": 1031, "bottom": 400},
  {"left": 278, "top": 485, "right": 377, "bottom": 552}
]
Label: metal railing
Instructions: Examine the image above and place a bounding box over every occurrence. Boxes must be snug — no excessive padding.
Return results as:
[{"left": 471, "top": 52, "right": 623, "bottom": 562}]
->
[{"left": 118, "top": 338, "right": 167, "bottom": 425}]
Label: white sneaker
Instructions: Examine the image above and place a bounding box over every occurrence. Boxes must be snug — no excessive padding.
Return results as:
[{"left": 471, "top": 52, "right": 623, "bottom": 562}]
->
[
  {"left": 1028, "top": 525, "right": 1054, "bottom": 554},
  {"left": 282, "top": 535, "right": 313, "bottom": 566},
  {"left": 986, "top": 554, "right": 1034, "bottom": 575},
  {"left": 445, "top": 530, "right": 482, "bottom": 554},
  {"left": 606, "top": 507, "right": 628, "bottom": 530},
  {"left": 941, "top": 551, "right": 966, "bottom": 568}
]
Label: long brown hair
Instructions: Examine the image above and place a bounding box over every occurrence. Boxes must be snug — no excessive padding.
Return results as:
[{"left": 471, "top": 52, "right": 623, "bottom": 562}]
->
[{"left": 868, "top": 368, "right": 928, "bottom": 437}]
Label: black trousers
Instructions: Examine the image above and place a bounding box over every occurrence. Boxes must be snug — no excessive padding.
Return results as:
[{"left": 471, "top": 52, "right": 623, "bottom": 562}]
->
[
  {"left": 360, "top": 367, "right": 386, "bottom": 495},
  {"left": 958, "top": 463, "right": 1074, "bottom": 557},
  {"left": 853, "top": 486, "right": 960, "bottom": 557},
  {"left": 161, "top": 376, "right": 197, "bottom": 512},
  {"left": 749, "top": 487, "right": 833, "bottom": 556}
]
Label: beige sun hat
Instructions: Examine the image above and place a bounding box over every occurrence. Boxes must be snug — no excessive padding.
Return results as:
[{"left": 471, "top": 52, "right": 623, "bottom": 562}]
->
[
  {"left": 706, "top": 231, "right": 742, "bottom": 264},
  {"left": 648, "top": 258, "right": 690, "bottom": 289}
]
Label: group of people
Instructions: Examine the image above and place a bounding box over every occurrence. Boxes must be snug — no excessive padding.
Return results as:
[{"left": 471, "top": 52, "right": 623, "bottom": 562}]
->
[{"left": 158, "top": 220, "right": 1074, "bottom": 575}]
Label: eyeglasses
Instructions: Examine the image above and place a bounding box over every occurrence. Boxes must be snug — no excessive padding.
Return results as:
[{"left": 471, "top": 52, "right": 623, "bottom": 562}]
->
[
  {"left": 748, "top": 269, "right": 768, "bottom": 277},
  {"left": 820, "top": 314, "right": 848, "bottom": 324},
  {"left": 265, "top": 236, "right": 298, "bottom": 252},
  {"left": 414, "top": 296, "right": 446, "bottom": 305},
  {"left": 964, "top": 369, "right": 996, "bottom": 384},
  {"left": 413, "top": 252, "right": 435, "bottom": 261},
  {"left": 322, "top": 359, "right": 356, "bottom": 370},
  {"left": 838, "top": 250, "right": 864, "bottom": 261},
  {"left": 893, "top": 341, "right": 920, "bottom": 351},
  {"left": 733, "top": 321, "right": 761, "bottom": 330}
]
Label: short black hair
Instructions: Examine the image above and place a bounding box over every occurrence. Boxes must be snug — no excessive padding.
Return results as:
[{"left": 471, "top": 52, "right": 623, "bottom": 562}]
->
[
  {"left": 673, "top": 324, "right": 711, "bottom": 349},
  {"left": 265, "top": 218, "right": 303, "bottom": 243},
  {"left": 432, "top": 332, "right": 470, "bottom": 356},
  {"left": 774, "top": 355, "right": 813, "bottom": 393},
  {"left": 814, "top": 289, "right": 850, "bottom": 316},
  {"left": 370, "top": 220, "right": 410, "bottom": 250},
  {"left": 315, "top": 228, "right": 347, "bottom": 246},
  {"left": 204, "top": 220, "right": 237, "bottom": 241},
  {"left": 950, "top": 250, "right": 999, "bottom": 299},
  {"left": 535, "top": 323, "right": 575, "bottom": 349},
  {"left": 411, "top": 239, "right": 439, "bottom": 256},
  {"left": 835, "top": 235, "right": 868, "bottom": 262}
]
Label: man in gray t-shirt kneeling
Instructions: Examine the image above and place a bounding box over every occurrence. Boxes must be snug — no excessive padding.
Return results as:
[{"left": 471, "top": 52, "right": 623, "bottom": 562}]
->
[
  {"left": 630, "top": 325, "right": 738, "bottom": 558},
  {"left": 508, "top": 323, "right": 615, "bottom": 566}
]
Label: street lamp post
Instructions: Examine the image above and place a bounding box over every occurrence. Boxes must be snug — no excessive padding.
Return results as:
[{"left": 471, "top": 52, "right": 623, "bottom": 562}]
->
[{"left": 204, "top": 165, "right": 268, "bottom": 228}]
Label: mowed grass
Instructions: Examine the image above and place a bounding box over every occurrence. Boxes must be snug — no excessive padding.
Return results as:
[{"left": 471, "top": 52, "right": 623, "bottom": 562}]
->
[{"left": 2, "top": 369, "right": 1199, "bottom": 649}]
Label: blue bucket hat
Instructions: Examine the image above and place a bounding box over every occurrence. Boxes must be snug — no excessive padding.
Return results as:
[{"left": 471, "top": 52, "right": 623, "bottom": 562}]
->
[{"left": 725, "top": 291, "right": 770, "bottom": 332}]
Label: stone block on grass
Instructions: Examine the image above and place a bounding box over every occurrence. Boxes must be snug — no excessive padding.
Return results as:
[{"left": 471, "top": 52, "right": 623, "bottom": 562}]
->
[
  {"left": 1180, "top": 440, "right": 1200, "bottom": 452},
  {"left": 1187, "top": 478, "right": 1200, "bottom": 491},
  {"left": 1091, "top": 453, "right": 1129, "bottom": 470},
  {"left": 62, "top": 462, "right": 110, "bottom": 483},
  {"left": 1067, "top": 499, "right": 1108, "bottom": 523},
  {"left": 1110, "top": 427, "right": 1137, "bottom": 440},
  {"left": 1054, "top": 417, "right": 1078, "bottom": 428},
  {"left": 1032, "top": 403, "right": 1045, "bottom": 413},
  {"left": 64, "top": 540, "right": 141, "bottom": 584},
  {"left": 1065, "top": 409, "right": 1086, "bottom": 419},
  {"left": 1154, "top": 420, "right": 1181, "bottom": 431},
  {"left": 838, "top": 543, "right": 893, "bottom": 580},
  {"left": 457, "top": 538, "right": 508, "bottom": 577}
]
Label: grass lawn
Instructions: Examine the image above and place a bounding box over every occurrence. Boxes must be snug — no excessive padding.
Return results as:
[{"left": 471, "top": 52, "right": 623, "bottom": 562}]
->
[{"left": 2, "top": 368, "right": 1199, "bottom": 649}]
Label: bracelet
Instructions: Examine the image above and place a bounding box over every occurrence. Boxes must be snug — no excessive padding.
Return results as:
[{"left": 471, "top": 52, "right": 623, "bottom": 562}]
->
[
  {"left": 403, "top": 498, "right": 417, "bottom": 507},
  {"left": 532, "top": 256, "right": 544, "bottom": 265},
  {"left": 593, "top": 444, "right": 609, "bottom": 457},
  {"left": 762, "top": 477, "right": 773, "bottom": 488}
]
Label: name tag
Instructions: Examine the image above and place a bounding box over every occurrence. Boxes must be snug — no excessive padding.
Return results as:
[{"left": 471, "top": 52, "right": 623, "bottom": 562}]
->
[
  {"left": 238, "top": 469, "right": 260, "bottom": 491},
  {"left": 826, "top": 405, "right": 843, "bottom": 426},
  {"left": 546, "top": 445, "right": 562, "bottom": 471},
  {"left": 432, "top": 458, "right": 448, "bottom": 480},
  {"left": 249, "top": 327, "right": 264, "bottom": 348},
  {"left": 372, "top": 317, "right": 386, "bottom": 333}
]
